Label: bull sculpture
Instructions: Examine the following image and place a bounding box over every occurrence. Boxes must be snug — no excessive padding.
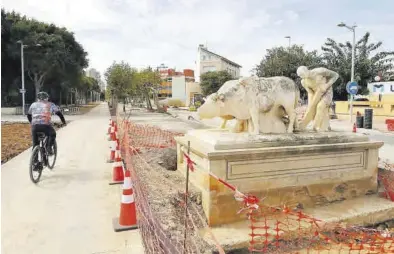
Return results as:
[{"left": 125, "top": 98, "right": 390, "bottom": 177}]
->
[{"left": 197, "top": 76, "right": 300, "bottom": 134}]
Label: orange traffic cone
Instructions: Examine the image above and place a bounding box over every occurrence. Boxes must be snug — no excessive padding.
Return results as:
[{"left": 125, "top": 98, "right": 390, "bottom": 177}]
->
[
  {"left": 109, "top": 156, "right": 124, "bottom": 185},
  {"left": 107, "top": 126, "right": 114, "bottom": 141},
  {"left": 108, "top": 119, "right": 112, "bottom": 134},
  {"left": 113, "top": 170, "right": 138, "bottom": 232},
  {"left": 352, "top": 123, "right": 357, "bottom": 133},
  {"left": 107, "top": 140, "right": 116, "bottom": 163},
  {"left": 115, "top": 139, "right": 121, "bottom": 161}
]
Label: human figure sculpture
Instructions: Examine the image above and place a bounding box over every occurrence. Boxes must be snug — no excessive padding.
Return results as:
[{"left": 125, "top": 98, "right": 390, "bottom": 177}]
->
[
  {"left": 197, "top": 76, "right": 300, "bottom": 134},
  {"left": 297, "top": 66, "right": 339, "bottom": 131}
]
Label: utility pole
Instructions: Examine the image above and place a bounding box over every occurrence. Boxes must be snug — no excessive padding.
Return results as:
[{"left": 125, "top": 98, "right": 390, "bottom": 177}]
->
[{"left": 338, "top": 22, "right": 357, "bottom": 122}]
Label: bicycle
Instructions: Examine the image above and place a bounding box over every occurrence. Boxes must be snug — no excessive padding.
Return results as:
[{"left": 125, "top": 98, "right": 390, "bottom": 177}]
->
[{"left": 29, "top": 132, "right": 58, "bottom": 183}]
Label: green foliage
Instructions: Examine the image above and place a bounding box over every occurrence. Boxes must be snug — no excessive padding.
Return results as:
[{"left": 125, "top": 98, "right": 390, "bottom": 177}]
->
[
  {"left": 321, "top": 32, "right": 394, "bottom": 99},
  {"left": 200, "top": 70, "right": 233, "bottom": 96},
  {"left": 254, "top": 34, "right": 393, "bottom": 100},
  {"left": 255, "top": 45, "right": 322, "bottom": 79},
  {"left": 104, "top": 61, "right": 136, "bottom": 99},
  {"left": 104, "top": 63, "right": 161, "bottom": 109},
  {"left": 1, "top": 8, "right": 91, "bottom": 106},
  {"left": 254, "top": 45, "right": 322, "bottom": 99},
  {"left": 195, "top": 100, "right": 202, "bottom": 108}
]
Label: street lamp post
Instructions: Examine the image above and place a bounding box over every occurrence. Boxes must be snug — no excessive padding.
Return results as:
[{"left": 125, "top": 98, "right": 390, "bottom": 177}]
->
[
  {"left": 285, "top": 36, "right": 291, "bottom": 48},
  {"left": 337, "top": 22, "right": 357, "bottom": 122},
  {"left": 16, "top": 40, "right": 41, "bottom": 115}
]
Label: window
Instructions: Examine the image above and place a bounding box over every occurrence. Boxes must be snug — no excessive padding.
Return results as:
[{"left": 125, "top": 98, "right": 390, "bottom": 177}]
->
[
  {"left": 202, "top": 66, "right": 216, "bottom": 72},
  {"left": 202, "top": 55, "right": 206, "bottom": 60}
]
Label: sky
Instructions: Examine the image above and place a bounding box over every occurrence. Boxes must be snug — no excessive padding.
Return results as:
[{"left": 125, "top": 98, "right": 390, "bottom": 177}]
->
[{"left": 3, "top": 0, "right": 394, "bottom": 79}]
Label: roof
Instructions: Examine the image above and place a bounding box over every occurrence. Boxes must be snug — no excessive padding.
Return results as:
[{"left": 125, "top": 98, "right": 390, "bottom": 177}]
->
[{"left": 200, "top": 47, "right": 242, "bottom": 68}]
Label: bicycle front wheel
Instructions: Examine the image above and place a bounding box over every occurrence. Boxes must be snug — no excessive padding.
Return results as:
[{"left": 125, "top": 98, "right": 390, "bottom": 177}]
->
[
  {"left": 47, "top": 140, "right": 57, "bottom": 169},
  {"left": 29, "top": 146, "right": 43, "bottom": 183}
]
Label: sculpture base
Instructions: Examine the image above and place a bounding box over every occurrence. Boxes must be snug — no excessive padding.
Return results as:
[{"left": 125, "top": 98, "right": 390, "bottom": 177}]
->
[{"left": 175, "top": 129, "right": 383, "bottom": 226}]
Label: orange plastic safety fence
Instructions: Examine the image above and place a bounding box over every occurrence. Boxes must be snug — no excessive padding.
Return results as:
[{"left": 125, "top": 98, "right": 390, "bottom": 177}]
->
[
  {"left": 119, "top": 120, "right": 394, "bottom": 254},
  {"left": 127, "top": 122, "right": 183, "bottom": 150},
  {"left": 379, "top": 160, "right": 394, "bottom": 202},
  {"left": 246, "top": 205, "right": 394, "bottom": 253}
]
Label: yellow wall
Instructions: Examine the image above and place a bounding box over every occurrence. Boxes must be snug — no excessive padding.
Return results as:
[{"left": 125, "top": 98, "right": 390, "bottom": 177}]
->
[
  {"left": 159, "top": 81, "right": 172, "bottom": 95},
  {"left": 368, "top": 94, "right": 394, "bottom": 103},
  {"left": 186, "top": 82, "right": 202, "bottom": 106},
  {"left": 335, "top": 100, "right": 394, "bottom": 118}
]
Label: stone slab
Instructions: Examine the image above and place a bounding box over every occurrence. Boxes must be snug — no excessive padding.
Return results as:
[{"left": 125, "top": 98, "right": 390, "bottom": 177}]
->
[
  {"left": 184, "top": 129, "right": 370, "bottom": 151},
  {"left": 175, "top": 129, "right": 384, "bottom": 226},
  {"left": 202, "top": 195, "right": 394, "bottom": 251}
]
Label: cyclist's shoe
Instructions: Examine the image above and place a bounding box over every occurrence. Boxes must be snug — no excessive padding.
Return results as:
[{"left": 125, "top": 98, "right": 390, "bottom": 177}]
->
[
  {"left": 47, "top": 148, "right": 54, "bottom": 156},
  {"left": 33, "top": 162, "right": 41, "bottom": 171}
]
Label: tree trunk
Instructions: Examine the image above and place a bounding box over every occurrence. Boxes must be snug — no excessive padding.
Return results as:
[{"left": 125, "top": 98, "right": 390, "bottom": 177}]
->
[
  {"left": 31, "top": 72, "right": 47, "bottom": 100},
  {"left": 144, "top": 91, "right": 152, "bottom": 110}
]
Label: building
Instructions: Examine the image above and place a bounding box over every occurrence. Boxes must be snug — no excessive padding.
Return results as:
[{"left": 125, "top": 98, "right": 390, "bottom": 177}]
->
[
  {"left": 86, "top": 68, "right": 106, "bottom": 91},
  {"left": 195, "top": 44, "right": 242, "bottom": 82},
  {"left": 158, "top": 68, "right": 195, "bottom": 98},
  {"left": 172, "top": 76, "right": 187, "bottom": 102},
  {"left": 185, "top": 82, "right": 203, "bottom": 107}
]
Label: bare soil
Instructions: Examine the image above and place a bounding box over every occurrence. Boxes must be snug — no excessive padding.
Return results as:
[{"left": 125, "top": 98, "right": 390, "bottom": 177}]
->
[
  {"left": 1, "top": 103, "right": 99, "bottom": 164},
  {"left": 131, "top": 147, "right": 217, "bottom": 253},
  {"left": 1, "top": 122, "right": 64, "bottom": 164},
  {"left": 79, "top": 103, "right": 101, "bottom": 114}
]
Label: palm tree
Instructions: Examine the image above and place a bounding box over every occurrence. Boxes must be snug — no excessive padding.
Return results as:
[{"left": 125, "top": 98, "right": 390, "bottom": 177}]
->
[{"left": 321, "top": 32, "right": 394, "bottom": 100}]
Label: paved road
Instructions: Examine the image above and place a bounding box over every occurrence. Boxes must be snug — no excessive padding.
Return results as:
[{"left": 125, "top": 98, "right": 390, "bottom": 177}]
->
[{"left": 1, "top": 103, "right": 144, "bottom": 254}]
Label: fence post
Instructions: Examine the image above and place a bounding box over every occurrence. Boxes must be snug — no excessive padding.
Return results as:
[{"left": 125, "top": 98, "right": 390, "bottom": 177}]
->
[{"left": 183, "top": 141, "right": 191, "bottom": 253}]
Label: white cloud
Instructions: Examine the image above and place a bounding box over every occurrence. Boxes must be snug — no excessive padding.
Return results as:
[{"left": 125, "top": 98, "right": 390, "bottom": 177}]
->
[
  {"left": 274, "top": 20, "right": 284, "bottom": 25},
  {"left": 2, "top": 0, "right": 394, "bottom": 78},
  {"left": 284, "top": 10, "right": 299, "bottom": 21}
]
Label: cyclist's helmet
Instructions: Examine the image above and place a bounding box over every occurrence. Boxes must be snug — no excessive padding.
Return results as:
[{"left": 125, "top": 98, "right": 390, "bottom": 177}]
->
[{"left": 37, "top": 91, "right": 49, "bottom": 101}]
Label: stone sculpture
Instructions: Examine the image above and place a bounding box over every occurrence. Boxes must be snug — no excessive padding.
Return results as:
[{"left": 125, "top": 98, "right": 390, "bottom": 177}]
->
[
  {"left": 219, "top": 115, "right": 250, "bottom": 132},
  {"left": 197, "top": 76, "right": 300, "bottom": 134},
  {"left": 297, "top": 66, "right": 339, "bottom": 131}
]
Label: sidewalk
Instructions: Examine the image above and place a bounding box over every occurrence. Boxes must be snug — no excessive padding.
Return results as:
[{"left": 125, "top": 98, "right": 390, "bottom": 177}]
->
[
  {"left": 1, "top": 103, "right": 144, "bottom": 254},
  {"left": 330, "top": 118, "right": 391, "bottom": 134}
]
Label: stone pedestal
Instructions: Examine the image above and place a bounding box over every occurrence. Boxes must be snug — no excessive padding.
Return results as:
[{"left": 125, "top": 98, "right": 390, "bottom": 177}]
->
[{"left": 175, "top": 129, "right": 383, "bottom": 226}]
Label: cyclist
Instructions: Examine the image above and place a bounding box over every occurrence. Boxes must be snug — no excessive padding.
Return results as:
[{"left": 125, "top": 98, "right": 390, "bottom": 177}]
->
[{"left": 27, "top": 91, "right": 66, "bottom": 155}]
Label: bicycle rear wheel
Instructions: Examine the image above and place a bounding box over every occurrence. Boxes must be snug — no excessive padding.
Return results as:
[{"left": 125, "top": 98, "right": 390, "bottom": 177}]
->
[
  {"left": 29, "top": 146, "right": 43, "bottom": 183},
  {"left": 47, "top": 140, "right": 57, "bottom": 169}
]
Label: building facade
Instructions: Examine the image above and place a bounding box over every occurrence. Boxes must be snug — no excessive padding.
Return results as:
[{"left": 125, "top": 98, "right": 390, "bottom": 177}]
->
[
  {"left": 158, "top": 68, "right": 195, "bottom": 98},
  {"left": 86, "top": 68, "right": 106, "bottom": 91},
  {"left": 195, "top": 44, "right": 242, "bottom": 82}
]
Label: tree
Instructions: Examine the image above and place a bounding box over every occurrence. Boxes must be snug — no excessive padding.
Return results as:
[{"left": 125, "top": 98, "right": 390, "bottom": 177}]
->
[
  {"left": 1, "top": 8, "right": 88, "bottom": 105},
  {"left": 134, "top": 67, "right": 161, "bottom": 110},
  {"left": 104, "top": 61, "right": 136, "bottom": 96},
  {"left": 321, "top": 32, "right": 394, "bottom": 99},
  {"left": 104, "top": 61, "right": 136, "bottom": 107},
  {"left": 104, "top": 62, "right": 162, "bottom": 110},
  {"left": 254, "top": 45, "right": 323, "bottom": 99},
  {"left": 200, "top": 70, "right": 233, "bottom": 96}
]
